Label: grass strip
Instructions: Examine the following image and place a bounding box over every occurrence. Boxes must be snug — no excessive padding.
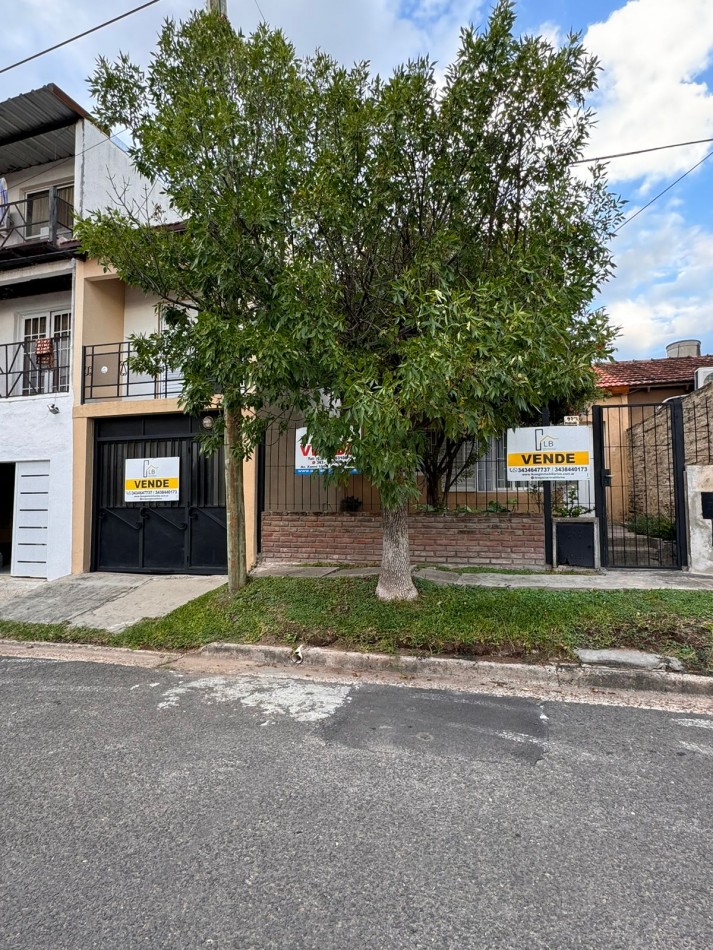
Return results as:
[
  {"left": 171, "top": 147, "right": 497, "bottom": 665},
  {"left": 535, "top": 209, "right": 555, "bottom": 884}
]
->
[{"left": 1, "top": 577, "right": 711, "bottom": 674}]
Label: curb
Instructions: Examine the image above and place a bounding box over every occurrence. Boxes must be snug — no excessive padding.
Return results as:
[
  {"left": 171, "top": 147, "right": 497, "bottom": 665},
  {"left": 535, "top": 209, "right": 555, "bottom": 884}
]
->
[{"left": 200, "top": 642, "right": 713, "bottom": 699}]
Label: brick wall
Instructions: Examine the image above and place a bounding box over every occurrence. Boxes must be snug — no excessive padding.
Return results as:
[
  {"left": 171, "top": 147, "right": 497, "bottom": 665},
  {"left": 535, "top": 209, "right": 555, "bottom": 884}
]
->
[
  {"left": 627, "top": 384, "right": 713, "bottom": 518},
  {"left": 261, "top": 512, "right": 545, "bottom": 567}
]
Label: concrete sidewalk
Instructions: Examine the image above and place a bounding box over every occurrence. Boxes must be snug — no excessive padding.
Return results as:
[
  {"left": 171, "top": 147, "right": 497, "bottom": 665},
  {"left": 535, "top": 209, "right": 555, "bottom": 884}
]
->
[
  {"left": 252, "top": 561, "right": 713, "bottom": 590},
  {"left": 0, "top": 572, "right": 227, "bottom": 633}
]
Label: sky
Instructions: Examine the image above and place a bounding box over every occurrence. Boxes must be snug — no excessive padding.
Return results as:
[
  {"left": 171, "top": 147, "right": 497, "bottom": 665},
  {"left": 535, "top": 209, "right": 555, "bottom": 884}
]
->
[{"left": 2, "top": 0, "right": 713, "bottom": 361}]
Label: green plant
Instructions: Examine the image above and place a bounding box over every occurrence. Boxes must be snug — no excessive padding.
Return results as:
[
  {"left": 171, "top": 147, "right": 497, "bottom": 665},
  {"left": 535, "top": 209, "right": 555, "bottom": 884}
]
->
[
  {"left": 552, "top": 486, "right": 593, "bottom": 518},
  {"left": 484, "top": 499, "right": 516, "bottom": 514},
  {"left": 626, "top": 513, "right": 676, "bottom": 541}
]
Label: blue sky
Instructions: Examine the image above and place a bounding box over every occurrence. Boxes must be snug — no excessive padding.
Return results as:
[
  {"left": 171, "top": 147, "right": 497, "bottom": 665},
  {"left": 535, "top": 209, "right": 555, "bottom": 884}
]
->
[{"left": 2, "top": 0, "right": 713, "bottom": 360}]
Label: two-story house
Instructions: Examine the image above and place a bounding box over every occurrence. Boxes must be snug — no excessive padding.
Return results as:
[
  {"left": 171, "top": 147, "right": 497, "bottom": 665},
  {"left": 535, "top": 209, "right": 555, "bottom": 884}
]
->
[{"left": 0, "top": 84, "right": 237, "bottom": 581}]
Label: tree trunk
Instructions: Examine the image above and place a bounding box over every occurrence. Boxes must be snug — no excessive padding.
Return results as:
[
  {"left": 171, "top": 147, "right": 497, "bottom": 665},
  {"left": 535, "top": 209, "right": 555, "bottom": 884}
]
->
[
  {"left": 376, "top": 501, "right": 418, "bottom": 601},
  {"left": 224, "top": 406, "right": 248, "bottom": 594},
  {"left": 425, "top": 471, "right": 444, "bottom": 509}
]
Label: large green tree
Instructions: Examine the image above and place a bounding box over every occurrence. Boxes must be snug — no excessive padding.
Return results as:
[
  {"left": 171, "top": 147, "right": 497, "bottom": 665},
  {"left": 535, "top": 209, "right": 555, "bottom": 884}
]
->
[
  {"left": 269, "top": 1, "right": 621, "bottom": 599},
  {"left": 78, "top": 3, "right": 621, "bottom": 602}
]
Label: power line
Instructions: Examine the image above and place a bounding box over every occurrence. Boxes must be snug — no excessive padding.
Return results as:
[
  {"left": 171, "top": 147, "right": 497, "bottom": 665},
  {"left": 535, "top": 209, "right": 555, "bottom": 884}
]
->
[
  {"left": 252, "top": 0, "right": 267, "bottom": 22},
  {"left": 0, "top": 1, "right": 162, "bottom": 75},
  {"left": 573, "top": 136, "right": 713, "bottom": 165},
  {"left": 616, "top": 147, "right": 713, "bottom": 231}
]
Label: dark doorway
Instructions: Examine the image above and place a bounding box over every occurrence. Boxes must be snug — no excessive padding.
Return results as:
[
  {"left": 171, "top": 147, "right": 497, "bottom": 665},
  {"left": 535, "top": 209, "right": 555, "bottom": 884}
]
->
[
  {"left": 92, "top": 415, "right": 227, "bottom": 574},
  {"left": 0, "top": 463, "right": 15, "bottom": 571}
]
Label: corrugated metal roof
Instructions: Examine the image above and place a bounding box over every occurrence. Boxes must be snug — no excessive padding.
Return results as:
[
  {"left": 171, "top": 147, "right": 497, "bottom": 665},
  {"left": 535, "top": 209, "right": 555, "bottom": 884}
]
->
[{"left": 0, "top": 84, "right": 92, "bottom": 174}]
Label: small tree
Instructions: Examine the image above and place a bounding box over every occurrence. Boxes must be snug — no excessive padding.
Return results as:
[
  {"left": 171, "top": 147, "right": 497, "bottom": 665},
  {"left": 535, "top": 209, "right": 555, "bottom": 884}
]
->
[{"left": 269, "top": 0, "right": 621, "bottom": 599}]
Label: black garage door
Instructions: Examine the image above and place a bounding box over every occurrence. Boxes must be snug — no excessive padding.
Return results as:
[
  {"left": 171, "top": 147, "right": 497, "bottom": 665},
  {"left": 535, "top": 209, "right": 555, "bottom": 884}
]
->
[{"left": 93, "top": 415, "right": 227, "bottom": 574}]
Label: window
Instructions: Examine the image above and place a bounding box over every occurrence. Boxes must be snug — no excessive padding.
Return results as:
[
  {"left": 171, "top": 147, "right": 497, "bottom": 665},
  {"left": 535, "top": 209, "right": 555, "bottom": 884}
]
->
[
  {"left": 25, "top": 184, "right": 74, "bottom": 238},
  {"left": 21, "top": 310, "right": 72, "bottom": 395},
  {"left": 452, "top": 435, "right": 508, "bottom": 492}
]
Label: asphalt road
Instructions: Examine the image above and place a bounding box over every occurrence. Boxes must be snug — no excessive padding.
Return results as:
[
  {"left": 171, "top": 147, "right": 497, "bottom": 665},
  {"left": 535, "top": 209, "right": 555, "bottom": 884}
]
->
[{"left": 0, "top": 658, "right": 711, "bottom": 950}]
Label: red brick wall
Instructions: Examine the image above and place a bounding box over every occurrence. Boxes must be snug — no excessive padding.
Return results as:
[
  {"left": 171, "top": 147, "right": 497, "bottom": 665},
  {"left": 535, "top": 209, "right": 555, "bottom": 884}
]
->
[{"left": 260, "top": 512, "right": 545, "bottom": 567}]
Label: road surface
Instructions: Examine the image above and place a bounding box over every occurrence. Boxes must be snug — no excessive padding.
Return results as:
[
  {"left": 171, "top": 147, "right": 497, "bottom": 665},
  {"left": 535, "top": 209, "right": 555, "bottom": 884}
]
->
[{"left": 1, "top": 657, "right": 711, "bottom": 949}]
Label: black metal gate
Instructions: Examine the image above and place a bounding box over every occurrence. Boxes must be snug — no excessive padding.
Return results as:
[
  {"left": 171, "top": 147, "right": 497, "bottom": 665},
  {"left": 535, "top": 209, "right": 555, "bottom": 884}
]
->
[
  {"left": 592, "top": 402, "right": 687, "bottom": 569},
  {"left": 93, "top": 415, "right": 227, "bottom": 574}
]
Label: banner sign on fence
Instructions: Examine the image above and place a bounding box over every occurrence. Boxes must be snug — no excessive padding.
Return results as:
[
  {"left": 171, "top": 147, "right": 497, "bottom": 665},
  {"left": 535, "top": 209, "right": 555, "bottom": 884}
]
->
[
  {"left": 295, "top": 427, "right": 357, "bottom": 475},
  {"left": 125, "top": 457, "right": 180, "bottom": 501},
  {"left": 507, "top": 426, "right": 592, "bottom": 481}
]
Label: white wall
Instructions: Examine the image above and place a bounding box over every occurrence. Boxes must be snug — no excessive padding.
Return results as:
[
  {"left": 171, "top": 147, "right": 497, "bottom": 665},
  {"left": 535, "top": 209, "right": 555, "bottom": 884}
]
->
[
  {"left": 123, "top": 286, "right": 160, "bottom": 338},
  {"left": 77, "top": 121, "right": 177, "bottom": 222},
  {"left": 0, "top": 291, "right": 72, "bottom": 346},
  {"left": 0, "top": 392, "right": 73, "bottom": 579},
  {"left": 2, "top": 159, "right": 75, "bottom": 204}
]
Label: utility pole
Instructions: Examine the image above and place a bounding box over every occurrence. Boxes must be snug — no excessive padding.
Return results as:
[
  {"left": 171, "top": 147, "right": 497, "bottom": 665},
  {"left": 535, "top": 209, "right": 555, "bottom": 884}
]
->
[{"left": 207, "top": 0, "right": 227, "bottom": 14}]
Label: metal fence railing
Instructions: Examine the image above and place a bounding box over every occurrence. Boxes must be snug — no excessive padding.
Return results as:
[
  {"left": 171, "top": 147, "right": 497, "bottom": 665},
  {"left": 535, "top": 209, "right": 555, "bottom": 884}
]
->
[
  {"left": 0, "top": 338, "right": 70, "bottom": 399},
  {"left": 0, "top": 191, "right": 73, "bottom": 251},
  {"left": 684, "top": 385, "right": 713, "bottom": 465},
  {"left": 82, "top": 342, "right": 184, "bottom": 402},
  {"left": 262, "top": 416, "right": 594, "bottom": 516}
]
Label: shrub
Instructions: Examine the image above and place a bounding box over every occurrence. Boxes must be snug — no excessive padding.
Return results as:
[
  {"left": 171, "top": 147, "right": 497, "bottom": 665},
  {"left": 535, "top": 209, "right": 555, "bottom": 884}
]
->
[{"left": 626, "top": 513, "right": 676, "bottom": 541}]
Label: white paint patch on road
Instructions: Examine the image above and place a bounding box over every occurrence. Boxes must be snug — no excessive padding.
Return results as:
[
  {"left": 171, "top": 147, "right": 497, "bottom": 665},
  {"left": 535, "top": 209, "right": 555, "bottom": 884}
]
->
[
  {"left": 157, "top": 675, "right": 352, "bottom": 723},
  {"left": 678, "top": 740, "right": 713, "bottom": 756},
  {"left": 674, "top": 718, "right": 713, "bottom": 730},
  {"left": 493, "top": 730, "right": 543, "bottom": 746}
]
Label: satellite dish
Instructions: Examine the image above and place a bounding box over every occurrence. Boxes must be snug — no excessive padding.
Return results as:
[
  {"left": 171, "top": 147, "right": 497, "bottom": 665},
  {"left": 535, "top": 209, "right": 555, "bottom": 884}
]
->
[{"left": 0, "top": 178, "right": 8, "bottom": 226}]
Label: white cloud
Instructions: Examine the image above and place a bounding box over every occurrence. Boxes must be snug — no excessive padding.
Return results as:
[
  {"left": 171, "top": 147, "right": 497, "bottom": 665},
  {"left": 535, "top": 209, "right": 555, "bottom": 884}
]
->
[
  {"left": 583, "top": 0, "right": 713, "bottom": 187},
  {"left": 599, "top": 204, "right": 713, "bottom": 357}
]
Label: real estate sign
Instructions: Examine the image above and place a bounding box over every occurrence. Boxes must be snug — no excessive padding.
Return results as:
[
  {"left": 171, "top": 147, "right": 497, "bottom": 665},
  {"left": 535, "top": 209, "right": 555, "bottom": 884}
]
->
[
  {"left": 124, "top": 457, "right": 180, "bottom": 501},
  {"left": 507, "top": 426, "right": 593, "bottom": 481},
  {"left": 295, "top": 427, "right": 357, "bottom": 475}
]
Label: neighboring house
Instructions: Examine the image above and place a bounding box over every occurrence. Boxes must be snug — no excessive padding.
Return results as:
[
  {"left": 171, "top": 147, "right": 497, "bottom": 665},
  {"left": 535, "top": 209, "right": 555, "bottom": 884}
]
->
[
  {"left": 595, "top": 339, "right": 713, "bottom": 404},
  {"left": 0, "top": 84, "right": 234, "bottom": 580}
]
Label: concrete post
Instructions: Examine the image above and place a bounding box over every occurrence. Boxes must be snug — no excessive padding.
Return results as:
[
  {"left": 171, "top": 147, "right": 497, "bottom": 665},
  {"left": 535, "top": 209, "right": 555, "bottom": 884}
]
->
[{"left": 685, "top": 465, "right": 713, "bottom": 575}]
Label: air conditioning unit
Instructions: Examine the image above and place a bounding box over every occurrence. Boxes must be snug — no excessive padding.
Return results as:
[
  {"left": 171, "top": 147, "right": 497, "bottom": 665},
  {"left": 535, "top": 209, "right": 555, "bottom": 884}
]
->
[{"left": 694, "top": 367, "right": 713, "bottom": 390}]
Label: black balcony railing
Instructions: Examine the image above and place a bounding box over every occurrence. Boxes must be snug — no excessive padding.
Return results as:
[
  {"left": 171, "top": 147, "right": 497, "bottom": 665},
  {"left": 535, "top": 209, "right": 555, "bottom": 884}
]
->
[
  {"left": 82, "top": 342, "right": 184, "bottom": 402},
  {"left": 0, "top": 188, "right": 74, "bottom": 261},
  {"left": 0, "top": 338, "right": 71, "bottom": 399}
]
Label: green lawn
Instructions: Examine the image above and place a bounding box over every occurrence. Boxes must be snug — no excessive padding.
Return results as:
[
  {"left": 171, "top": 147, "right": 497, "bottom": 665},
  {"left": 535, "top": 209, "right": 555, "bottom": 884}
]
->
[{"left": 1, "top": 577, "right": 712, "bottom": 674}]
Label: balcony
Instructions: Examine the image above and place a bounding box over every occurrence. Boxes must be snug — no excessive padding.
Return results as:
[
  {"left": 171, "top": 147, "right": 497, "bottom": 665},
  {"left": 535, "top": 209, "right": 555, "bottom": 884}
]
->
[
  {"left": 0, "top": 338, "right": 70, "bottom": 399},
  {"left": 0, "top": 187, "right": 75, "bottom": 270},
  {"left": 82, "top": 342, "right": 184, "bottom": 402}
]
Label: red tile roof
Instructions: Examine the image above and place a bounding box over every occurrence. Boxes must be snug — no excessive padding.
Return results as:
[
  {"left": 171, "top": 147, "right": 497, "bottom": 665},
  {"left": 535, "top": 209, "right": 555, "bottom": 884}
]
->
[{"left": 595, "top": 355, "right": 713, "bottom": 390}]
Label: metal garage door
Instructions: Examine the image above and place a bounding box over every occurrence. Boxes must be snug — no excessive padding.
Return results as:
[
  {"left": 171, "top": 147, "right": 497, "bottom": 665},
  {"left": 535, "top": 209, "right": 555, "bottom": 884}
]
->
[{"left": 93, "top": 415, "right": 227, "bottom": 574}]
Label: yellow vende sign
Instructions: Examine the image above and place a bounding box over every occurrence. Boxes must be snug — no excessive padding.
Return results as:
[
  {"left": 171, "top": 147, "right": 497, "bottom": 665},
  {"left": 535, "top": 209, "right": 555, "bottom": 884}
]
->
[
  {"left": 124, "top": 458, "right": 180, "bottom": 502},
  {"left": 506, "top": 427, "right": 592, "bottom": 481}
]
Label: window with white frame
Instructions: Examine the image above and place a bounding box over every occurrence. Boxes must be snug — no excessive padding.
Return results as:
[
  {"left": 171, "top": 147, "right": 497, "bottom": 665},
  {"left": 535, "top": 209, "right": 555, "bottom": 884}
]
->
[{"left": 452, "top": 434, "right": 508, "bottom": 492}]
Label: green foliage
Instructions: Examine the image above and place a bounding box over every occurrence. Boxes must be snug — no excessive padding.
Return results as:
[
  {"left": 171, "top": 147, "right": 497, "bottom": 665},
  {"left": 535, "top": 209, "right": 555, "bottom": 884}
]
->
[
  {"left": 76, "top": 1, "right": 622, "bottom": 505},
  {"left": 552, "top": 486, "right": 593, "bottom": 518},
  {"left": 626, "top": 513, "right": 677, "bottom": 542},
  {"left": 2, "top": 581, "right": 711, "bottom": 673}
]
